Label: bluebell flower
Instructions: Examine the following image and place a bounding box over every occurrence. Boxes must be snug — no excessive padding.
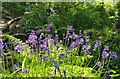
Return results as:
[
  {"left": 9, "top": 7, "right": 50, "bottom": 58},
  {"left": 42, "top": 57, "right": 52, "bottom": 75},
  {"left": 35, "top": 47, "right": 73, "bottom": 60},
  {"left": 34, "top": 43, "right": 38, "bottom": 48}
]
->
[
  {"left": 14, "top": 44, "right": 24, "bottom": 54},
  {"left": 4, "top": 43, "right": 8, "bottom": 49},
  {"left": 110, "top": 52, "right": 117, "bottom": 59},
  {"left": 67, "top": 25, "right": 72, "bottom": 31},
  {"left": 36, "top": 29, "right": 41, "bottom": 34},
  {"left": 105, "top": 75, "right": 111, "bottom": 79},
  {"left": 22, "top": 69, "right": 29, "bottom": 74},
  {"left": 13, "top": 64, "right": 18, "bottom": 70},
  {"left": 50, "top": 58, "right": 55, "bottom": 63},
  {"left": 45, "top": 26, "right": 51, "bottom": 32},
  {"left": 54, "top": 63, "right": 61, "bottom": 72},
  {"left": 104, "top": 46, "right": 109, "bottom": 51},
  {"left": 70, "top": 42, "right": 77, "bottom": 49},
  {"left": 72, "top": 33, "right": 79, "bottom": 39},
  {"left": 82, "top": 45, "right": 86, "bottom": 51},
  {"left": 85, "top": 35, "right": 90, "bottom": 42},
  {"left": 78, "top": 38, "right": 84, "bottom": 45},
  {"left": 85, "top": 50, "right": 91, "bottom": 55},
  {"left": 12, "top": 38, "right": 17, "bottom": 45},
  {"left": 30, "top": 50, "right": 34, "bottom": 54},
  {"left": 55, "top": 34, "right": 59, "bottom": 42},
  {"left": 30, "top": 30, "right": 36, "bottom": 35},
  {"left": 102, "top": 50, "right": 109, "bottom": 58},
  {"left": 86, "top": 43, "right": 91, "bottom": 50},
  {"left": 38, "top": 33, "right": 44, "bottom": 41},
  {"left": 93, "top": 41, "right": 101, "bottom": 51},
  {"left": 40, "top": 55, "right": 46, "bottom": 61},
  {"left": 59, "top": 53, "right": 65, "bottom": 58},
  {"left": 47, "top": 34, "right": 52, "bottom": 40},
  {"left": 79, "top": 30, "right": 83, "bottom": 37},
  {"left": 26, "top": 30, "right": 38, "bottom": 46},
  {"left": 97, "top": 61, "right": 102, "bottom": 67}
]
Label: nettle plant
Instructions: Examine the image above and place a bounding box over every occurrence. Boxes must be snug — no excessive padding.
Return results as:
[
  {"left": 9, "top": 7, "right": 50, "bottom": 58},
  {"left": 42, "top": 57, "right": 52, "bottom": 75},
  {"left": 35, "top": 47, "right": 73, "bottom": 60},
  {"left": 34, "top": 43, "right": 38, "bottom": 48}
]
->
[{"left": 1, "top": 25, "right": 118, "bottom": 77}]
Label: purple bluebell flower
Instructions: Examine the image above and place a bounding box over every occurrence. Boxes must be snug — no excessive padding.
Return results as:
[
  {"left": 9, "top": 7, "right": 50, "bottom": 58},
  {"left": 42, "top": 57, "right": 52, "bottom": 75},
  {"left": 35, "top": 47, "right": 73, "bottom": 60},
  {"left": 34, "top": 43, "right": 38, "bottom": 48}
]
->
[
  {"left": 12, "top": 38, "right": 17, "bottom": 45},
  {"left": 40, "top": 55, "right": 46, "bottom": 61},
  {"left": 93, "top": 41, "right": 101, "bottom": 51},
  {"left": 97, "top": 61, "right": 102, "bottom": 67},
  {"left": 76, "top": 39, "right": 84, "bottom": 45},
  {"left": 26, "top": 30, "right": 38, "bottom": 45},
  {"left": 59, "top": 53, "right": 65, "bottom": 58},
  {"left": 30, "top": 50, "right": 34, "bottom": 54},
  {"left": 54, "top": 63, "right": 60, "bottom": 72},
  {"left": 31, "top": 30, "right": 35, "bottom": 34},
  {"left": 104, "top": 46, "right": 109, "bottom": 51},
  {"left": 63, "top": 69, "right": 66, "bottom": 77},
  {"left": 85, "top": 50, "right": 91, "bottom": 55},
  {"left": 67, "top": 25, "right": 72, "bottom": 31},
  {"left": 79, "top": 38, "right": 84, "bottom": 45},
  {"left": 14, "top": 44, "right": 24, "bottom": 54},
  {"left": 13, "top": 64, "right": 18, "bottom": 70},
  {"left": 55, "top": 34, "right": 59, "bottom": 42},
  {"left": 110, "top": 52, "right": 117, "bottom": 59},
  {"left": 4, "top": 43, "right": 8, "bottom": 49},
  {"left": 85, "top": 35, "right": 90, "bottom": 42},
  {"left": 36, "top": 29, "right": 41, "bottom": 34},
  {"left": 38, "top": 33, "right": 44, "bottom": 41},
  {"left": 86, "top": 43, "right": 91, "bottom": 50},
  {"left": 102, "top": 51, "right": 109, "bottom": 58},
  {"left": 82, "top": 45, "right": 86, "bottom": 51},
  {"left": 70, "top": 42, "right": 77, "bottom": 49},
  {"left": 44, "top": 47, "right": 50, "bottom": 55},
  {"left": 79, "top": 30, "right": 83, "bottom": 37},
  {"left": 22, "top": 69, "right": 29, "bottom": 74},
  {"left": 50, "top": 58, "right": 55, "bottom": 63},
  {"left": 0, "top": 38, "right": 4, "bottom": 49},
  {"left": 47, "top": 34, "right": 52, "bottom": 40},
  {"left": 72, "top": 33, "right": 79, "bottom": 39},
  {"left": 106, "top": 59, "right": 108, "bottom": 63},
  {"left": 45, "top": 26, "right": 51, "bottom": 32},
  {"left": 105, "top": 75, "right": 111, "bottom": 79}
]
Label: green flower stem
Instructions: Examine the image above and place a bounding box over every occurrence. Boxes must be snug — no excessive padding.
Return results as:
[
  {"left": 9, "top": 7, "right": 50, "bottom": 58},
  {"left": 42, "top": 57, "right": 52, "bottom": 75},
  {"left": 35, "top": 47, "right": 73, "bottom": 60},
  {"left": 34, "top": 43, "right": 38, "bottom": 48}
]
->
[
  {"left": 6, "top": 56, "right": 9, "bottom": 70},
  {"left": 10, "top": 68, "right": 22, "bottom": 77},
  {"left": 93, "top": 50, "right": 100, "bottom": 69},
  {"left": 22, "top": 57, "right": 26, "bottom": 71},
  {"left": 103, "top": 57, "right": 111, "bottom": 77},
  {"left": 100, "top": 58, "right": 105, "bottom": 75},
  {"left": 11, "top": 57, "right": 14, "bottom": 71},
  {"left": 2, "top": 54, "right": 5, "bottom": 69},
  {"left": 86, "top": 57, "right": 92, "bottom": 67},
  {"left": 80, "top": 54, "right": 85, "bottom": 67}
]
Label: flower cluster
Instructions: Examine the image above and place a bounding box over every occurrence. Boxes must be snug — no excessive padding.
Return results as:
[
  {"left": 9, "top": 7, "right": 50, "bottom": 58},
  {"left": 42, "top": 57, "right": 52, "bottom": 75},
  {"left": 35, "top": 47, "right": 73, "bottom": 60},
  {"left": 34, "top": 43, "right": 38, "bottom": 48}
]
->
[
  {"left": 82, "top": 43, "right": 91, "bottom": 55},
  {"left": 93, "top": 41, "right": 101, "bottom": 51},
  {"left": 26, "top": 30, "right": 38, "bottom": 46},
  {"left": 14, "top": 44, "right": 24, "bottom": 54},
  {"left": 102, "top": 46, "right": 109, "bottom": 58}
]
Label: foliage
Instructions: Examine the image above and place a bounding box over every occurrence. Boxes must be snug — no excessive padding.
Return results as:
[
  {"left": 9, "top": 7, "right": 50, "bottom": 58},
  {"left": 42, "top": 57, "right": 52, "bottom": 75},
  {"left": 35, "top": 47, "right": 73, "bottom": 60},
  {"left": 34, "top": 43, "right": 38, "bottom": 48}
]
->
[{"left": 2, "top": 2, "right": 117, "bottom": 35}]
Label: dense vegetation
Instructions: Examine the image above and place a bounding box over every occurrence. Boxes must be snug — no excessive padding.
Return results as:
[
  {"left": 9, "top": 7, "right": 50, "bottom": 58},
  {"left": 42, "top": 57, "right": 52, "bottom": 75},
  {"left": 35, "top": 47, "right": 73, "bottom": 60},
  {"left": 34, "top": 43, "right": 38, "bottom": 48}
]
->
[{"left": 1, "top": 1, "right": 120, "bottom": 78}]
